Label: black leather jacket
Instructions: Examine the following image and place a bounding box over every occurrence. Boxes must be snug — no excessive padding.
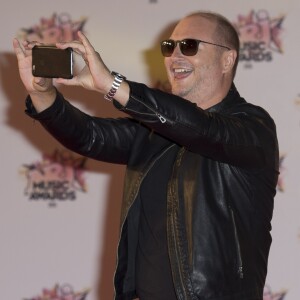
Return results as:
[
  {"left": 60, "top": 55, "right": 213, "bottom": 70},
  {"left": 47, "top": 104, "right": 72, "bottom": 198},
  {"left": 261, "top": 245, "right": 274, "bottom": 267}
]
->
[{"left": 26, "top": 82, "right": 279, "bottom": 300}]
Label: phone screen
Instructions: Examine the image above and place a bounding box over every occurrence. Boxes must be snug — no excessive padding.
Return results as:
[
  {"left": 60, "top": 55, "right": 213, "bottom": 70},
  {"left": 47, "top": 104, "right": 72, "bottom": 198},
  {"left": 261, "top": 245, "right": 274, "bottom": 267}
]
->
[{"left": 32, "top": 46, "right": 73, "bottom": 79}]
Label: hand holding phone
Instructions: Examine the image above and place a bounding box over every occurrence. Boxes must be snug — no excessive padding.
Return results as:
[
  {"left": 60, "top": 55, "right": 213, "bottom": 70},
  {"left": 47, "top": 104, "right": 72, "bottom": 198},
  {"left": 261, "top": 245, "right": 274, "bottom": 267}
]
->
[{"left": 32, "top": 45, "right": 73, "bottom": 79}]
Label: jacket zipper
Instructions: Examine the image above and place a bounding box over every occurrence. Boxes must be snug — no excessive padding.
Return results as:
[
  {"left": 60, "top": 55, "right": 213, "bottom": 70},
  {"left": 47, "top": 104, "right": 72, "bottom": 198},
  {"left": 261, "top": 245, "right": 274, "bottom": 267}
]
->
[
  {"left": 168, "top": 147, "right": 190, "bottom": 300},
  {"left": 113, "top": 143, "right": 176, "bottom": 298},
  {"left": 125, "top": 95, "right": 173, "bottom": 124},
  {"left": 229, "top": 207, "right": 244, "bottom": 279}
]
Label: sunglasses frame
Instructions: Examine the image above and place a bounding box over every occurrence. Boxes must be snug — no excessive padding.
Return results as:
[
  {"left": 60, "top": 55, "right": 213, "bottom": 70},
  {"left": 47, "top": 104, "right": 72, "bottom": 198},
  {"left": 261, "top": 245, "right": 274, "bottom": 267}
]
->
[{"left": 161, "top": 38, "right": 231, "bottom": 57}]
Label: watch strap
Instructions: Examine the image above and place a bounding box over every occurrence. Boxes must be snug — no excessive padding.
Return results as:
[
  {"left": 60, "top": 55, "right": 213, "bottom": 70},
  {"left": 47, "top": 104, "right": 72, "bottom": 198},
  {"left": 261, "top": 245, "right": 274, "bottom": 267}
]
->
[{"left": 104, "top": 72, "right": 126, "bottom": 101}]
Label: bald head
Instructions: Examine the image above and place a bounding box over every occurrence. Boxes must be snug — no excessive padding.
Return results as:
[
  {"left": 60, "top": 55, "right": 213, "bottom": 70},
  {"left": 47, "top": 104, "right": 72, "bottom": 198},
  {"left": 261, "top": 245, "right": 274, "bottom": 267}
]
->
[{"left": 183, "top": 11, "right": 240, "bottom": 79}]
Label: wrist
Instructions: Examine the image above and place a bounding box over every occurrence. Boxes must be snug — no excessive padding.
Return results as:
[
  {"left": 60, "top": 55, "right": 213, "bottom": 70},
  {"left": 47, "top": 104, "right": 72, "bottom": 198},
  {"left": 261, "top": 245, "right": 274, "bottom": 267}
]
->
[
  {"left": 30, "top": 87, "right": 57, "bottom": 113},
  {"left": 104, "top": 72, "right": 126, "bottom": 101}
]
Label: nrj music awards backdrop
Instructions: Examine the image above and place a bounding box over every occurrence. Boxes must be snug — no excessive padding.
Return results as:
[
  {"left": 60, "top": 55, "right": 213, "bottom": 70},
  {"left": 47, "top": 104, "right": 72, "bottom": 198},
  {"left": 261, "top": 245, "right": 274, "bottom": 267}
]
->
[{"left": 0, "top": 0, "right": 299, "bottom": 299}]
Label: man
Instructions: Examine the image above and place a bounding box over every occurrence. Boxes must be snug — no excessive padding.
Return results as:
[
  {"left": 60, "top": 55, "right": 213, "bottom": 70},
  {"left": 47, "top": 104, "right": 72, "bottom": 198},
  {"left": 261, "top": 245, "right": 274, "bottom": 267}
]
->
[{"left": 14, "top": 11, "right": 279, "bottom": 300}]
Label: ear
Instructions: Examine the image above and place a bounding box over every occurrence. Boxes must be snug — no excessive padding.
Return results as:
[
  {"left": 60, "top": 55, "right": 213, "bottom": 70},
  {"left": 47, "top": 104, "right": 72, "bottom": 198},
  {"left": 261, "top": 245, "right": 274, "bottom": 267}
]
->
[{"left": 222, "top": 50, "right": 237, "bottom": 74}]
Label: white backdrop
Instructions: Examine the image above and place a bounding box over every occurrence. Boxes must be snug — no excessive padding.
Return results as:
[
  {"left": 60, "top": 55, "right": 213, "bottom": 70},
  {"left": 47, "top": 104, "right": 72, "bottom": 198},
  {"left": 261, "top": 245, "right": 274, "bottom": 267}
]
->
[{"left": 0, "top": 1, "right": 299, "bottom": 299}]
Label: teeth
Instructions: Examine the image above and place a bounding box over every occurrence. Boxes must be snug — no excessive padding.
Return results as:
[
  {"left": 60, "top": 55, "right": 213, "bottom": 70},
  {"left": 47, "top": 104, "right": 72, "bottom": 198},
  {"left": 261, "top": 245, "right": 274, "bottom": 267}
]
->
[{"left": 174, "top": 68, "right": 188, "bottom": 73}]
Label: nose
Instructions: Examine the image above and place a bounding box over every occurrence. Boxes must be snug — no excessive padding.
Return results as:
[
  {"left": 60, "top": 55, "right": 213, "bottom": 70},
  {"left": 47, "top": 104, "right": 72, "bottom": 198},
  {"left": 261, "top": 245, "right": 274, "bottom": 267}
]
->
[{"left": 171, "top": 41, "right": 183, "bottom": 57}]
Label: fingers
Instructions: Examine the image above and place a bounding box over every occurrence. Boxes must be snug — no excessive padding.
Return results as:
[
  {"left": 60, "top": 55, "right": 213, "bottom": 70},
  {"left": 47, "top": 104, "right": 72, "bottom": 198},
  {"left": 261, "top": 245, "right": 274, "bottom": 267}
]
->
[
  {"left": 56, "top": 32, "right": 101, "bottom": 71},
  {"left": 57, "top": 40, "right": 85, "bottom": 52},
  {"left": 58, "top": 31, "right": 97, "bottom": 57},
  {"left": 55, "top": 77, "right": 77, "bottom": 86},
  {"left": 13, "top": 38, "right": 40, "bottom": 59},
  {"left": 33, "top": 77, "right": 47, "bottom": 86},
  {"left": 13, "top": 38, "right": 33, "bottom": 66},
  {"left": 23, "top": 40, "right": 42, "bottom": 51},
  {"left": 12, "top": 38, "right": 25, "bottom": 59},
  {"left": 77, "top": 31, "right": 95, "bottom": 53},
  {"left": 32, "top": 76, "right": 54, "bottom": 92}
]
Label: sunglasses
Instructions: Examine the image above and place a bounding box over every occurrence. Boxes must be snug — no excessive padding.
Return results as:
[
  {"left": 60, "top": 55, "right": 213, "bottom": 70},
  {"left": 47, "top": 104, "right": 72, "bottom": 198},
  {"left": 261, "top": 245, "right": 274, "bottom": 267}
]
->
[{"left": 161, "top": 38, "right": 231, "bottom": 57}]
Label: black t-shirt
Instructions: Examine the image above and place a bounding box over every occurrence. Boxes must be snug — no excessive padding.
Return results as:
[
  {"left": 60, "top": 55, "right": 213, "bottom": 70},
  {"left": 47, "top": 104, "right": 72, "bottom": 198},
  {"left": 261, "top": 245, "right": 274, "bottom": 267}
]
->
[{"left": 135, "top": 146, "right": 178, "bottom": 300}]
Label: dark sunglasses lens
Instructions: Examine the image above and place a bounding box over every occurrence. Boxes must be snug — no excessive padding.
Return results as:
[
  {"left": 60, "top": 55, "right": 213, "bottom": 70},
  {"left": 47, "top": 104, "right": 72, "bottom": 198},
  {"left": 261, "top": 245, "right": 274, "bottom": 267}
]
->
[
  {"left": 161, "top": 40, "right": 175, "bottom": 57},
  {"left": 180, "top": 39, "right": 199, "bottom": 56}
]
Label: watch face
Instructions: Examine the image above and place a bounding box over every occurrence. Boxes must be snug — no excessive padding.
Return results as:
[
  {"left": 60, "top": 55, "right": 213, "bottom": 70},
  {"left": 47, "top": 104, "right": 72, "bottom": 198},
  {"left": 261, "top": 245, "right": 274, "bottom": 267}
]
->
[{"left": 112, "top": 71, "right": 126, "bottom": 80}]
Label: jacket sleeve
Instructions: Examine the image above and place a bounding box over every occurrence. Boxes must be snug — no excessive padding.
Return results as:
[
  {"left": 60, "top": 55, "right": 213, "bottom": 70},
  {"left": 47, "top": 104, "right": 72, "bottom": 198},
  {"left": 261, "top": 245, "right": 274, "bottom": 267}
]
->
[
  {"left": 114, "top": 81, "right": 278, "bottom": 169},
  {"left": 25, "top": 91, "right": 138, "bottom": 164}
]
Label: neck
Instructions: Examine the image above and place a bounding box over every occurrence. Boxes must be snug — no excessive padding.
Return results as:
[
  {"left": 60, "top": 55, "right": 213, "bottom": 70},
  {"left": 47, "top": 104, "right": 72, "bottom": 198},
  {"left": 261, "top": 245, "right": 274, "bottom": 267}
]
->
[{"left": 195, "top": 79, "right": 233, "bottom": 110}]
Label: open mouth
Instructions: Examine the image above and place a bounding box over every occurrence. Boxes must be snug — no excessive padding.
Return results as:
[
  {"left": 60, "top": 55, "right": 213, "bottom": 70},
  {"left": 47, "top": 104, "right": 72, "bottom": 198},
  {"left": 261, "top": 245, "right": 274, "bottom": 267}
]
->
[{"left": 173, "top": 68, "right": 192, "bottom": 79}]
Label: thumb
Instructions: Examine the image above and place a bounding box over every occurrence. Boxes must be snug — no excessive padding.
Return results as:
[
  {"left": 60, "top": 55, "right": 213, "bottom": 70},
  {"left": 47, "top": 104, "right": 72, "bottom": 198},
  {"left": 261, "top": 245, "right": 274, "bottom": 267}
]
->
[
  {"left": 55, "top": 77, "right": 74, "bottom": 85},
  {"left": 34, "top": 77, "right": 47, "bottom": 85},
  {"left": 33, "top": 76, "right": 53, "bottom": 92}
]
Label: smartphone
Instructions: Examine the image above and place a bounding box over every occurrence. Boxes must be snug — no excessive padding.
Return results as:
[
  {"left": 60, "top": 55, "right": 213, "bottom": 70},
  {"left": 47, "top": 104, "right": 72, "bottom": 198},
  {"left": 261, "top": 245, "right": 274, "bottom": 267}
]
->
[{"left": 32, "top": 45, "right": 73, "bottom": 79}]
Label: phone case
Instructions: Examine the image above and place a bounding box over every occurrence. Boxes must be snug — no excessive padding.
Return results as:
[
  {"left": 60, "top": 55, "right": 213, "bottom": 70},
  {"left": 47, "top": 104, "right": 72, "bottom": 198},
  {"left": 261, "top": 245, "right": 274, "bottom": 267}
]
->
[{"left": 32, "top": 46, "right": 73, "bottom": 79}]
